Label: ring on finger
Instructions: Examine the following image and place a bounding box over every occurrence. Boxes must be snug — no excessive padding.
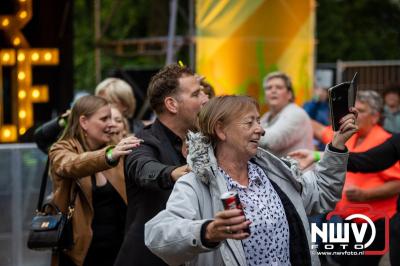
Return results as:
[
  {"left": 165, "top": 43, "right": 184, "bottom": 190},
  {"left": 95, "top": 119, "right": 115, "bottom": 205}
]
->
[{"left": 225, "top": 226, "right": 232, "bottom": 234}]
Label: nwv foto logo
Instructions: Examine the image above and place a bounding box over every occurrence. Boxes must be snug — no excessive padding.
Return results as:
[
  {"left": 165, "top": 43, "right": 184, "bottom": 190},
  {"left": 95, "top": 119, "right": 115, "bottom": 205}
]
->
[
  {"left": 310, "top": 205, "right": 389, "bottom": 256},
  {"left": 311, "top": 214, "right": 375, "bottom": 248}
]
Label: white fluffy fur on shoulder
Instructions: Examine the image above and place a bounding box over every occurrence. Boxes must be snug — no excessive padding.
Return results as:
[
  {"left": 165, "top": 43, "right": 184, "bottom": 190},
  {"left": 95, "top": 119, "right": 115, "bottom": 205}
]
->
[{"left": 186, "top": 131, "right": 216, "bottom": 184}]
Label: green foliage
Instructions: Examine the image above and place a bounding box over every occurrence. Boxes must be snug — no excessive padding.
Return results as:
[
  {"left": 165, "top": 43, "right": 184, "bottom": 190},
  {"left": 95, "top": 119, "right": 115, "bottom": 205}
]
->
[
  {"left": 74, "top": 0, "right": 172, "bottom": 92},
  {"left": 317, "top": 0, "right": 400, "bottom": 62},
  {"left": 74, "top": 0, "right": 95, "bottom": 92}
]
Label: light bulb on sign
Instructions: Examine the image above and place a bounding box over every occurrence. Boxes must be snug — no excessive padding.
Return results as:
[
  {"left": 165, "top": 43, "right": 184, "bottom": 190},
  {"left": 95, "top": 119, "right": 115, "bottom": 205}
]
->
[
  {"left": 19, "top": 128, "right": 26, "bottom": 135},
  {"left": 18, "top": 71, "right": 26, "bottom": 80},
  {"left": 31, "top": 52, "right": 39, "bottom": 61},
  {"left": 19, "top": 110, "right": 27, "bottom": 119},
  {"left": 18, "top": 90, "right": 27, "bottom": 99},
  {"left": 44, "top": 52, "right": 52, "bottom": 61},
  {"left": 32, "top": 89, "right": 40, "bottom": 98},
  {"left": 17, "top": 52, "right": 25, "bottom": 61},
  {"left": 3, "top": 129, "right": 11, "bottom": 138},
  {"left": 2, "top": 18, "right": 10, "bottom": 27},
  {"left": 19, "top": 11, "right": 28, "bottom": 19},
  {"left": 13, "top": 37, "right": 21, "bottom": 46},
  {"left": 2, "top": 53, "right": 10, "bottom": 62}
]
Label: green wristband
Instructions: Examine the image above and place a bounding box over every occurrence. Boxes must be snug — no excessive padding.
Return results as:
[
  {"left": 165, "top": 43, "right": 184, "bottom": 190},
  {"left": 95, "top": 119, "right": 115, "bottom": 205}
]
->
[
  {"left": 313, "top": 151, "right": 321, "bottom": 162},
  {"left": 106, "top": 147, "right": 116, "bottom": 164}
]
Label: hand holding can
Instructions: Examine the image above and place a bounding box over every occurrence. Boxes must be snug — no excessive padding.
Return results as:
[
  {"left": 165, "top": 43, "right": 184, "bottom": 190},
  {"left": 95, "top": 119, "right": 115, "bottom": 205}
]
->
[{"left": 220, "top": 191, "right": 251, "bottom": 234}]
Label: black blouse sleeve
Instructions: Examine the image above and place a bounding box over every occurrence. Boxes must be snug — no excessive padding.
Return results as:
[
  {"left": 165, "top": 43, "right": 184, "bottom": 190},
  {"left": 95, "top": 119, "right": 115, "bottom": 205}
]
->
[
  {"left": 34, "top": 117, "right": 65, "bottom": 154},
  {"left": 348, "top": 134, "right": 400, "bottom": 172}
]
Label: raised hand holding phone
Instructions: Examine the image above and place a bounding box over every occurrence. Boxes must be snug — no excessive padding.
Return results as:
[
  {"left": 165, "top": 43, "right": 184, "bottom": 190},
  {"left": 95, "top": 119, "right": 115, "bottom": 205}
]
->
[{"left": 328, "top": 72, "right": 358, "bottom": 131}]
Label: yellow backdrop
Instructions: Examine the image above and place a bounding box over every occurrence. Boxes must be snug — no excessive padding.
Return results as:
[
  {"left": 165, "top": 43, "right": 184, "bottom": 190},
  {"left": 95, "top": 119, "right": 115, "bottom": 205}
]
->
[{"left": 196, "top": 0, "right": 315, "bottom": 111}]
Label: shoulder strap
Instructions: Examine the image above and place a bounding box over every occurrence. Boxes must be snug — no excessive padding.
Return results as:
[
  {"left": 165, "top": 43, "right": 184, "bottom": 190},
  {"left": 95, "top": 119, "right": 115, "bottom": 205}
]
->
[
  {"left": 67, "top": 182, "right": 79, "bottom": 218},
  {"left": 36, "top": 156, "right": 79, "bottom": 214},
  {"left": 36, "top": 157, "right": 50, "bottom": 212}
]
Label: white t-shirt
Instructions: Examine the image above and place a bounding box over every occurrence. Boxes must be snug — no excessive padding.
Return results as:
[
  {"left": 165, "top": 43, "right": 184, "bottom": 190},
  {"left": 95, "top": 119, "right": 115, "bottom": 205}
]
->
[{"left": 259, "top": 103, "right": 314, "bottom": 157}]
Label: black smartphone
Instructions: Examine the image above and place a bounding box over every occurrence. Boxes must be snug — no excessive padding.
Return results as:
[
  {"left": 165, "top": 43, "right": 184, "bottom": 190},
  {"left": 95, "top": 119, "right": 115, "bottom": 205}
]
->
[
  {"left": 328, "top": 82, "right": 351, "bottom": 131},
  {"left": 328, "top": 72, "right": 359, "bottom": 131}
]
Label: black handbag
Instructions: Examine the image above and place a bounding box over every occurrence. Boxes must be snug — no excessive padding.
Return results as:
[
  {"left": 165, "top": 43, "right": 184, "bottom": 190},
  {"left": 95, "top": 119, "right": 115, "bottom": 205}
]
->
[{"left": 27, "top": 158, "right": 77, "bottom": 251}]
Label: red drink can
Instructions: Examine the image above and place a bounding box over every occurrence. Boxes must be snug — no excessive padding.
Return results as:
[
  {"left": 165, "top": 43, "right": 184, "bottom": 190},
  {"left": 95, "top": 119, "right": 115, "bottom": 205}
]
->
[
  {"left": 221, "top": 191, "right": 242, "bottom": 210},
  {"left": 220, "top": 191, "right": 250, "bottom": 234}
]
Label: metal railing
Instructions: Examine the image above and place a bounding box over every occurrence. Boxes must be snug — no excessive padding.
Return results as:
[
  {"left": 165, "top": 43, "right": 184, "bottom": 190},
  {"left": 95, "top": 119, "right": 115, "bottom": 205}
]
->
[
  {"left": 0, "top": 144, "right": 51, "bottom": 266},
  {"left": 336, "top": 60, "right": 400, "bottom": 92}
]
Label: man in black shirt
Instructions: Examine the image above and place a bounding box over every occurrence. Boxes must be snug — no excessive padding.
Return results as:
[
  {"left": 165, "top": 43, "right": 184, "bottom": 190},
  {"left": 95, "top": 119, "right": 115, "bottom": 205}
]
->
[{"left": 114, "top": 64, "right": 209, "bottom": 266}]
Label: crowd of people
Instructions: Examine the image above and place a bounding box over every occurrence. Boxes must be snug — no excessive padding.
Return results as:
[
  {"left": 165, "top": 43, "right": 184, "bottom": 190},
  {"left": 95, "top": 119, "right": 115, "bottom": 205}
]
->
[{"left": 35, "top": 63, "right": 400, "bottom": 266}]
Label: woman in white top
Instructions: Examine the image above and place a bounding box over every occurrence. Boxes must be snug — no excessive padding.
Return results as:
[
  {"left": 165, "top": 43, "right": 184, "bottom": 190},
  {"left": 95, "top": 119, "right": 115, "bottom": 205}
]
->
[{"left": 259, "top": 72, "right": 314, "bottom": 157}]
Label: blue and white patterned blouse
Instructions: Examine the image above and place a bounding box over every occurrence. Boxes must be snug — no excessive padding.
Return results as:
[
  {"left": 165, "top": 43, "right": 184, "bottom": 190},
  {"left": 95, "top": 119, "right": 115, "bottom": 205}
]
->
[{"left": 219, "top": 161, "right": 291, "bottom": 266}]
